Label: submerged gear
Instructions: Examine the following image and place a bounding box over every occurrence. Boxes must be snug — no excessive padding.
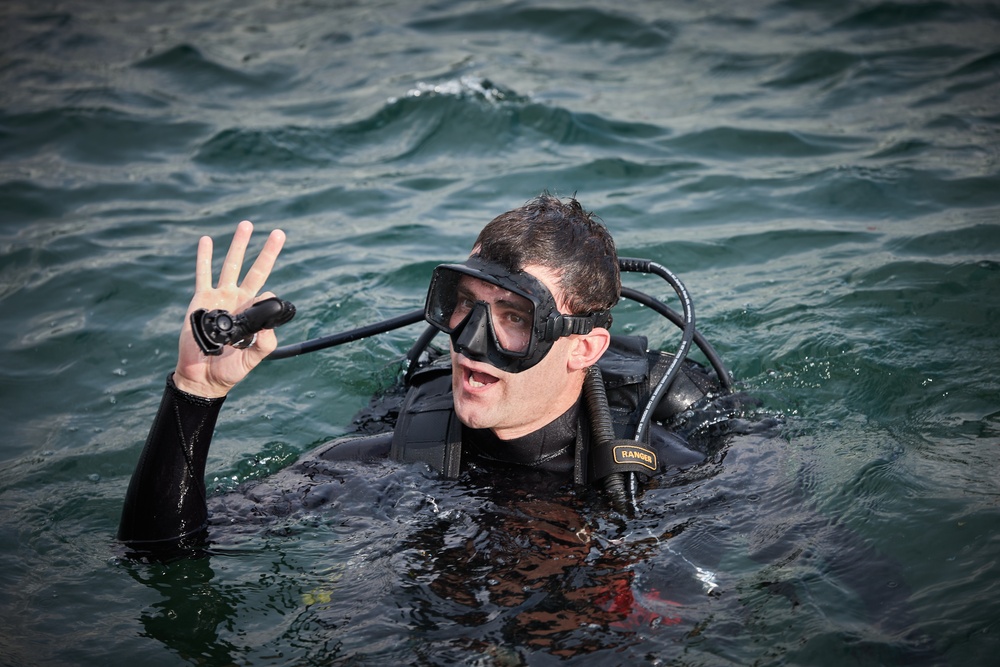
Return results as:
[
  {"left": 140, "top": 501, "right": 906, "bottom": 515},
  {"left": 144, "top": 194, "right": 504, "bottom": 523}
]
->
[
  {"left": 119, "top": 337, "right": 727, "bottom": 550},
  {"left": 424, "top": 257, "right": 612, "bottom": 373}
]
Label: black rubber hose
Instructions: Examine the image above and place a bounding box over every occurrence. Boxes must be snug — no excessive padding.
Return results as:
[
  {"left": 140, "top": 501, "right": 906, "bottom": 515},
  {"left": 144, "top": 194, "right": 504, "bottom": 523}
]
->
[
  {"left": 403, "top": 325, "right": 442, "bottom": 384},
  {"left": 267, "top": 309, "right": 426, "bottom": 360},
  {"left": 618, "top": 258, "right": 696, "bottom": 443},
  {"left": 583, "top": 365, "right": 634, "bottom": 514},
  {"left": 620, "top": 286, "right": 733, "bottom": 393}
]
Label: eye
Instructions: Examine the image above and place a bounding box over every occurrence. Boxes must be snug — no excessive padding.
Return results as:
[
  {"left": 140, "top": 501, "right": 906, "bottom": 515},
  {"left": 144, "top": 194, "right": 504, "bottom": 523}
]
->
[
  {"left": 499, "top": 310, "right": 531, "bottom": 333},
  {"left": 454, "top": 290, "right": 477, "bottom": 313}
]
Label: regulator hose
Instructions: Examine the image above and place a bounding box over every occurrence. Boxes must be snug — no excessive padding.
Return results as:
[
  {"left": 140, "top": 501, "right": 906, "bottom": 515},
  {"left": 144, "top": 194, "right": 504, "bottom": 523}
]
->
[
  {"left": 620, "top": 286, "right": 732, "bottom": 393},
  {"left": 583, "top": 365, "right": 636, "bottom": 514},
  {"left": 268, "top": 309, "right": 425, "bottom": 360},
  {"left": 618, "top": 258, "right": 696, "bottom": 443}
]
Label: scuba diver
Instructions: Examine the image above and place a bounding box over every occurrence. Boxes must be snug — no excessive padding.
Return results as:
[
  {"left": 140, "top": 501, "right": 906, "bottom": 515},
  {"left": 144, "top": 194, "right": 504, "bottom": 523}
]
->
[
  {"left": 118, "top": 194, "right": 744, "bottom": 552},
  {"left": 117, "top": 197, "right": 940, "bottom": 664}
]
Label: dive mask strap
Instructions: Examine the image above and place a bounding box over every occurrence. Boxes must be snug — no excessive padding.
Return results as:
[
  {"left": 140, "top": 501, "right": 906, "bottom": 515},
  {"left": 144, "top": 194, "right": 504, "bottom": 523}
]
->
[{"left": 542, "top": 310, "right": 612, "bottom": 341}]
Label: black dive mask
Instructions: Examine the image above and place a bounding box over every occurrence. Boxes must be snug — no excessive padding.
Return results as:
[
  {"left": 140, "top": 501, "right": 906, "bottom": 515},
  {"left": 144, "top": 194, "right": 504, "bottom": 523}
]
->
[{"left": 424, "top": 257, "right": 611, "bottom": 373}]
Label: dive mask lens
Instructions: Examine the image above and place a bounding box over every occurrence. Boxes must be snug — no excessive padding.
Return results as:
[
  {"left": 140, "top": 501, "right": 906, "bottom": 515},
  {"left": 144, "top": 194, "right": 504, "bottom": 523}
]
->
[
  {"left": 425, "top": 266, "right": 536, "bottom": 355},
  {"left": 424, "top": 258, "right": 607, "bottom": 373}
]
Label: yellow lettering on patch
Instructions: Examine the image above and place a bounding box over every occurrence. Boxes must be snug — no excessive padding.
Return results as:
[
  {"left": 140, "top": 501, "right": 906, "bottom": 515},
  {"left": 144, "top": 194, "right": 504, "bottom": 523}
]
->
[{"left": 613, "top": 445, "right": 657, "bottom": 471}]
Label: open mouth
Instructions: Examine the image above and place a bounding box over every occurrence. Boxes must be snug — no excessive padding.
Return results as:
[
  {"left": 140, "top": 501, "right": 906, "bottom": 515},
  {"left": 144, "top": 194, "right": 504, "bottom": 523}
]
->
[{"left": 467, "top": 368, "right": 499, "bottom": 388}]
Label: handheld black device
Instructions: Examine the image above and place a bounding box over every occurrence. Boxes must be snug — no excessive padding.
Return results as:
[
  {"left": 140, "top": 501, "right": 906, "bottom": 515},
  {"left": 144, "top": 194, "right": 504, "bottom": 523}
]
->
[{"left": 191, "top": 297, "right": 296, "bottom": 356}]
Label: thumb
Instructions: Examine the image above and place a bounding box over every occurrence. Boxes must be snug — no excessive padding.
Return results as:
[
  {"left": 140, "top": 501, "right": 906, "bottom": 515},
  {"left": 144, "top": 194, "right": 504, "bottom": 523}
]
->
[{"left": 240, "top": 327, "right": 278, "bottom": 371}]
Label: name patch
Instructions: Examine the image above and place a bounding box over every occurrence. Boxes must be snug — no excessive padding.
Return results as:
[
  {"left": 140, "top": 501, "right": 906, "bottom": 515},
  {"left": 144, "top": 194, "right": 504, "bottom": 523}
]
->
[{"left": 613, "top": 444, "right": 658, "bottom": 471}]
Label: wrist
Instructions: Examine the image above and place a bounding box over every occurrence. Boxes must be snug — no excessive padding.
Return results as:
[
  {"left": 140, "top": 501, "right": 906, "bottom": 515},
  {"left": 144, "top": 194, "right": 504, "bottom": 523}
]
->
[{"left": 170, "top": 371, "right": 231, "bottom": 400}]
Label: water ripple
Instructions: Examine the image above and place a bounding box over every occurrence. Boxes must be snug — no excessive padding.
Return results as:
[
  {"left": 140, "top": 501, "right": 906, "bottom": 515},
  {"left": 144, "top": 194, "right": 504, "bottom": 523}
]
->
[
  {"left": 409, "top": 5, "right": 675, "bottom": 50},
  {"left": 2, "top": 0, "right": 1000, "bottom": 664},
  {"left": 133, "top": 43, "right": 297, "bottom": 94},
  {"left": 194, "top": 77, "right": 669, "bottom": 170}
]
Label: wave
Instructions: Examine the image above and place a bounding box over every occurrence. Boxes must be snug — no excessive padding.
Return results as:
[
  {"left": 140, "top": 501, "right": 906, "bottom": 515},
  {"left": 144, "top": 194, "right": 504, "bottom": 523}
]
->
[
  {"left": 408, "top": 4, "right": 674, "bottom": 51},
  {"left": 193, "top": 76, "right": 668, "bottom": 170},
  {"left": 133, "top": 43, "right": 296, "bottom": 95},
  {"left": 831, "top": 1, "right": 986, "bottom": 31},
  {"left": 663, "top": 125, "right": 864, "bottom": 159},
  {"left": 0, "top": 107, "right": 208, "bottom": 166}
]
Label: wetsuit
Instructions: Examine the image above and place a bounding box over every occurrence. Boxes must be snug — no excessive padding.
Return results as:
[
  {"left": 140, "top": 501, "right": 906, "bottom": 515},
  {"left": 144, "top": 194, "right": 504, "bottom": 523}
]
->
[{"left": 118, "top": 336, "right": 728, "bottom": 551}]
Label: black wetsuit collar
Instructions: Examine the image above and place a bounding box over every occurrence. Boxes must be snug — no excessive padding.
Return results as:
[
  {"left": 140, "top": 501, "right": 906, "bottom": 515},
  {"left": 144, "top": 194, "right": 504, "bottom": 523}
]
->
[{"left": 462, "top": 400, "right": 580, "bottom": 474}]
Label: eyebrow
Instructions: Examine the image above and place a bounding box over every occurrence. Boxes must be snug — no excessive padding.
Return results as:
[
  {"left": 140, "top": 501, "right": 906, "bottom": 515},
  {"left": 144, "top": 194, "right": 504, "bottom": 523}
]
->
[
  {"left": 457, "top": 284, "right": 531, "bottom": 313},
  {"left": 494, "top": 297, "right": 531, "bottom": 314}
]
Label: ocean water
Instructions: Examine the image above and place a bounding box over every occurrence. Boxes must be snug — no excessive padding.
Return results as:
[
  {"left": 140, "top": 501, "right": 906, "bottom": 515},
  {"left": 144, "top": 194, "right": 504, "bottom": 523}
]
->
[{"left": 1, "top": 0, "right": 999, "bottom": 664}]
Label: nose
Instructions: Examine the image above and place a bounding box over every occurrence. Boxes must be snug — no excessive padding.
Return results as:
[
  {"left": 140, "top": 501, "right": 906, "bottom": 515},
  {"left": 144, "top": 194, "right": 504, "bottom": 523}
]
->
[{"left": 451, "top": 302, "right": 493, "bottom": 364}]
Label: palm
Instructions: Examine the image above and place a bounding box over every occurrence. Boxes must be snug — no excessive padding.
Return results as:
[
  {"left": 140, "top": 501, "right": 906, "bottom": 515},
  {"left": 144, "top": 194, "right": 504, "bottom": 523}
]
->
[{"left": 173, "top": 221, "right": 286, "bottom": 398}]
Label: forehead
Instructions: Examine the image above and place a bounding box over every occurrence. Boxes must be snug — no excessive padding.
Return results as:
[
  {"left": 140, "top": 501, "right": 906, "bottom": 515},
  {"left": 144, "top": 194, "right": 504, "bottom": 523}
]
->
[
  {"left": 458, "top": 262, "right": 568, "bottom": 310},
  {"left": 459, "top": 264, "right": 566, "bottom": 302},
  {"left": 456, "top": 274, "right": 531, "bottom": 306}
]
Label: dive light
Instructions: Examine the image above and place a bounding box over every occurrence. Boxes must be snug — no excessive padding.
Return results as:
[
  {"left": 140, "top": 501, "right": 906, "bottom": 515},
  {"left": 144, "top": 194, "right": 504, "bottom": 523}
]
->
[{"left": 191, "top": 297, "right": 296, "bottom": 356}]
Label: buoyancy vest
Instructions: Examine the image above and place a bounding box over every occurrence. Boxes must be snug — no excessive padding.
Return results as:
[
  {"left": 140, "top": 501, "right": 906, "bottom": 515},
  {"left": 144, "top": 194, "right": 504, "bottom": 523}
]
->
[{"left": 389, "top": 335, "right": 720, "bottom": 483}]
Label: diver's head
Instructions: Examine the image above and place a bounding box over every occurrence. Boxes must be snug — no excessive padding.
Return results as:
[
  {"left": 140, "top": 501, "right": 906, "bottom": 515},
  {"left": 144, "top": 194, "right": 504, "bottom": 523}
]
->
[
  {"left": 424, "top": 194, "right": 618, "bottom": 439},
  {"left": 473, "top": 194, "right": 621, "bottom": 318},
  {"left": 425, "top": 256, "right": 612, "bottom": 372},
  {"left": 426, "top": 195, "right": 620, "bottom": 373}
]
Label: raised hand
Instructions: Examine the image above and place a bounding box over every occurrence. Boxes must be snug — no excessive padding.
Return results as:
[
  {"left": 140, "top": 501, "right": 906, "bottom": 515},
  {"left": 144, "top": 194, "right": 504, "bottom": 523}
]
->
[{"left": 173, "top": 221, "right": 286, "bottom": 398}]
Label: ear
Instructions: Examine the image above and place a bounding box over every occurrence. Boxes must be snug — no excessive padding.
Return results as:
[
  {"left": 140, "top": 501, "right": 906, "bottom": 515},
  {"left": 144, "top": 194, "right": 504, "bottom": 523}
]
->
[{"left": 567, "top": 327, "right": 611, "bottom": 371}]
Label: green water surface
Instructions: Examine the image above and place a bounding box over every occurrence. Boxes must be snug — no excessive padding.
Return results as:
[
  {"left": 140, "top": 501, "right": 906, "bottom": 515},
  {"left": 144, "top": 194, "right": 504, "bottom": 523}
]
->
[{"left": 1, "top": 0, "right": 998, "bottom": 665}]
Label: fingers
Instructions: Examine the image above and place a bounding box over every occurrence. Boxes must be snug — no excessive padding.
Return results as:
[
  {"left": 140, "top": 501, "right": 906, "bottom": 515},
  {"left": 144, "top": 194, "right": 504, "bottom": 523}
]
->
[
  {"left": 195, "top": 220, "right": 284, "bottom": 301},
  {"left": 240, "top": 229, "right": 286, "bottom": 296},
  {"left": 252, "top": 328, "right": 278, "bottom": 357},
  {"left": 218, "top": 220, "right": 254, "bottom": 288},
  {"left": 194, "top": 235, "right": 214, "bottom": 293}
]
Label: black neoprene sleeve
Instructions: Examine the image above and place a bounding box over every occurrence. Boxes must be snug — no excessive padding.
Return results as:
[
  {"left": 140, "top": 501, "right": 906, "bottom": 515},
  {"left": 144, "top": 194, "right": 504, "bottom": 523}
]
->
[{"left": 117, "top": 374, "right": 226, "bottom": 548}]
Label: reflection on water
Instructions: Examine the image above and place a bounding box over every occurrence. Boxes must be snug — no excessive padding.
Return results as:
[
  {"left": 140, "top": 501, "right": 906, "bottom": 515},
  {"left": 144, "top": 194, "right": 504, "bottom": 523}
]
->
[
  {"left": 2, "top": 0, "right": 999, "bottom": 664},
  {"left": 117, "top": 425, "right": 938, "bottom": 665}
]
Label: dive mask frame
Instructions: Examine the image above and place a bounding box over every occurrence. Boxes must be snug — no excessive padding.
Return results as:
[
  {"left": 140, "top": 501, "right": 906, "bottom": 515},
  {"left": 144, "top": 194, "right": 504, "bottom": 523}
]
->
[{"left": 424, "top": 256, "right": 612, "bottom": 373}]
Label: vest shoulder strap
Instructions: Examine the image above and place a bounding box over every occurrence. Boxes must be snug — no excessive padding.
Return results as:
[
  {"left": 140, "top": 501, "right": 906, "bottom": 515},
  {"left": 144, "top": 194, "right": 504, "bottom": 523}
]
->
[{"left": 389, "top": 367, "right": 462, "bottom": 476}]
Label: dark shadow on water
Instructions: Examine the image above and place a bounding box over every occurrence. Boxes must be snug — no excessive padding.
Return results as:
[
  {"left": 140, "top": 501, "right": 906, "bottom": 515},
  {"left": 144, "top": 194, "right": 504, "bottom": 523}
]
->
[
  {"left": 121, "top": 555, "right": 243, "bottom": 666},
  {"left": 118, "top": 420, "right": 945, "bottom": 665}
]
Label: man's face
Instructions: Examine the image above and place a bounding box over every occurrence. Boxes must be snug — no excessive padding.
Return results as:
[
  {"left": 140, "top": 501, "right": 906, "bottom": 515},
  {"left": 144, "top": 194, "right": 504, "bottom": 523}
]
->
[{"left": 450, "top": 263, "right": 584, "bottom": 440}]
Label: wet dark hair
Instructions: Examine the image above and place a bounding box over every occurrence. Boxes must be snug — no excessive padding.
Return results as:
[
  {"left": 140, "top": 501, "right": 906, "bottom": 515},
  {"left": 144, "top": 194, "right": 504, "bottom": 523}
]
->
[{"left": 473, "top": 194, "right": 620, "bottom": 316}]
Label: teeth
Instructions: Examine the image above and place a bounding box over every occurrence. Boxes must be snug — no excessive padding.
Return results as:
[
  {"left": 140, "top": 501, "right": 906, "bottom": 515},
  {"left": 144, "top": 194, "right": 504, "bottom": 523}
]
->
[{"left": 468, "top": 370, "right": 494, "bottom": 388}]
